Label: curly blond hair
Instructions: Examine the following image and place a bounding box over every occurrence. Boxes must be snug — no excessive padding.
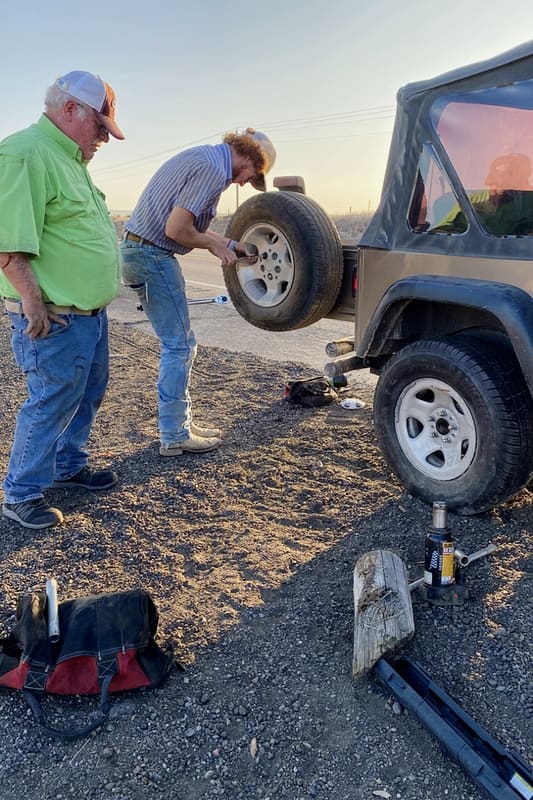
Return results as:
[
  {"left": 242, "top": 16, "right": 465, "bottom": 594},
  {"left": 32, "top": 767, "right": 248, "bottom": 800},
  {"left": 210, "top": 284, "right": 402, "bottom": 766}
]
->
[{"left": 223, "top": 128, "right": 266, "bottom": 173}]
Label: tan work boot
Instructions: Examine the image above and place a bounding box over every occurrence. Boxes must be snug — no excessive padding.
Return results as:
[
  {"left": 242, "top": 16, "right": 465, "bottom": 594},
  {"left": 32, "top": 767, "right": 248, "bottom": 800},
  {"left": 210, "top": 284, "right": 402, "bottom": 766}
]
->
[
  {"left": 190, "top": 422, "right": 222, "bottom": 438},
  {"left": 159, "top": 433, "right": 221, "bottom": 457}
]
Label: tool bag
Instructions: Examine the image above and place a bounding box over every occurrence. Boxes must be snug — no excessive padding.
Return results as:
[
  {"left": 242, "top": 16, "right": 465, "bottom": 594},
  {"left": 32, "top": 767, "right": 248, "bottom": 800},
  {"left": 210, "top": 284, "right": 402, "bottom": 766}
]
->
[
  {"left": 285, "top": 376, "right": 338, "bottom": 408},
  {"left": 0, "top": 588, "right": 174, "bottom": 740}
]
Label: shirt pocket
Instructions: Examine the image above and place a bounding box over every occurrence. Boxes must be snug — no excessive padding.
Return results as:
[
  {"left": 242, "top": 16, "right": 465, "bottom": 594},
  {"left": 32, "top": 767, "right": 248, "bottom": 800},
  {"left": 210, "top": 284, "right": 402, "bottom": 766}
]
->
[{"left": 46, "top": 185, "right": 105, "bottom": 242}]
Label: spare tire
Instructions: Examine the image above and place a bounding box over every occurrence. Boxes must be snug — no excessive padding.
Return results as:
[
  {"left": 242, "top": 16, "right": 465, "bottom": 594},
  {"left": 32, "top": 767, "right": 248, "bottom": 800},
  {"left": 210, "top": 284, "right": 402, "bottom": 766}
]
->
[{"left": 223, "top": 191, "right": 344, "bottom": 331}]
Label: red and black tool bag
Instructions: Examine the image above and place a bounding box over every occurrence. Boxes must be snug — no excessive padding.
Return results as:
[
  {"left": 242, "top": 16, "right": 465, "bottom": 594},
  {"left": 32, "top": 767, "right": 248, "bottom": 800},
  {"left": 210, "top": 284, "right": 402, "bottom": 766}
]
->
[{"left": 0, "top": 588, "right": 174, "bottom": 739}]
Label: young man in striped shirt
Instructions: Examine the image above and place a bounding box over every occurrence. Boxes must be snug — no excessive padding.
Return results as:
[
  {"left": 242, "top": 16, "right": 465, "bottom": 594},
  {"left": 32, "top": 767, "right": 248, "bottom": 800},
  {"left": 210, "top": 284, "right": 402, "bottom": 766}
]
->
[{"left": 120, "top": 128, "right": 276, "bottom": 457}]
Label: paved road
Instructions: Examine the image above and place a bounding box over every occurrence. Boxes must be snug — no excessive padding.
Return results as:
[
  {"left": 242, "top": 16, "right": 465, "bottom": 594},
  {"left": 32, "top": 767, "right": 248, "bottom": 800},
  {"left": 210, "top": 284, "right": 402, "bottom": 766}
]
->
[{"left": 109, "top": 250, "right": 377, "bottom": 387}]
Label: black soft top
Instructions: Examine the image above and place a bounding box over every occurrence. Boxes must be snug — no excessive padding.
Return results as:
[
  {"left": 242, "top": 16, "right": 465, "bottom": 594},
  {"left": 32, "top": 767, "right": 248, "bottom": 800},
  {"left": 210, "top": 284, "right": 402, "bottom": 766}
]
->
[{"left": 360, "top": 40, "right": 533, "bottom": 258}]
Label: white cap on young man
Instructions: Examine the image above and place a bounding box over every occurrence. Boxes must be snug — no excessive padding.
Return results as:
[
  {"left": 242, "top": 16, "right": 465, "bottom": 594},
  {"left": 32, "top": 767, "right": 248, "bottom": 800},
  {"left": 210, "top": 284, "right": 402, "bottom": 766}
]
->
[{"left": 245, "top": 128, "right": 276, "bottom": 191}]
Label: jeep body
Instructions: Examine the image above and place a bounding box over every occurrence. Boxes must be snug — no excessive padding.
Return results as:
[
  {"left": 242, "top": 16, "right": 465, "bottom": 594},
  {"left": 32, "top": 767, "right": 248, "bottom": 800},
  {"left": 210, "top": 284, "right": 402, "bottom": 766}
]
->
[{"left": 224, "top": 40, "right": 533, "bottom": 514}]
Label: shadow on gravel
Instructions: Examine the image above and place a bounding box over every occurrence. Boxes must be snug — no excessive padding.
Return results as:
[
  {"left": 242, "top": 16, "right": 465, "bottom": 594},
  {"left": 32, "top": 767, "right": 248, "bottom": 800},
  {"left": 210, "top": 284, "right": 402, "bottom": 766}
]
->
[{"left": 0, "top": 318, "right": 530, "bottom": 800}]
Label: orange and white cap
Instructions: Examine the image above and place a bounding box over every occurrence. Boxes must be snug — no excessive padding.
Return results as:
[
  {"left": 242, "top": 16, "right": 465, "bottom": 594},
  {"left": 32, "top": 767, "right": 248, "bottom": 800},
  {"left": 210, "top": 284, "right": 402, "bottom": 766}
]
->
[{"left": 55, "top": 70, "right": 125, "bottom": 140}]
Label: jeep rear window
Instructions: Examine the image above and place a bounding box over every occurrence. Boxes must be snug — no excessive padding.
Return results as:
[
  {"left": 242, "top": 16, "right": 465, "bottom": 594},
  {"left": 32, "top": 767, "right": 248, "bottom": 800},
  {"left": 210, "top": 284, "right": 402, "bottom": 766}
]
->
[
  {"left": 408, "top": 144, "right": 466, "bottom": 234},
  {"left": 430, "top": 81, "right": 533, "bottom": 236}
]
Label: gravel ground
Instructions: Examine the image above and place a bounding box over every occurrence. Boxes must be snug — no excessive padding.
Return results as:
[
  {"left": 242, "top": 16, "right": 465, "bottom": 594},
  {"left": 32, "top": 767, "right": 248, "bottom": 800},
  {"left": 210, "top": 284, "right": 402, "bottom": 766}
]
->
[{"left": 0, "top": 315, "right": 531, "bottom": 800}]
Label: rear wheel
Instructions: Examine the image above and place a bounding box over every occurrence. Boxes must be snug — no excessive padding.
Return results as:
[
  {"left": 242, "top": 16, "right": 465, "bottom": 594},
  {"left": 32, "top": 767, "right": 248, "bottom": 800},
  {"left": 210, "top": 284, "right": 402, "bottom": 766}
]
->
[
  {"left": 373, "top": 335, "right": 533, "bottom": 514},
  {"left": 223, "top": 192, "right": 344, "bottom": 330}
]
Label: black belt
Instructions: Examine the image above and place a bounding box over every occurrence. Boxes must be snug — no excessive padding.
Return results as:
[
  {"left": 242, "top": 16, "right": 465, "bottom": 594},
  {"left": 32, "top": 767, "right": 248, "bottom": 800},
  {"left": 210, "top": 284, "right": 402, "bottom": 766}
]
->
[{"left": 123, "top": 231, "right": 159, "bottom": 247}]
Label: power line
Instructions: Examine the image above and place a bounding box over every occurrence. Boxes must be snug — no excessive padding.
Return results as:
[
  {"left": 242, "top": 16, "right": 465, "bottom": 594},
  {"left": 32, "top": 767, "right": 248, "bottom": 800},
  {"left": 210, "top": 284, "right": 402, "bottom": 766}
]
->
[
  {"left": 91, "top": 105, "right": 395, "bottom": 177},
  {"left": 91, "top": 130, "right": 227, "bottom": 176},
  {"left": 249, "top": 105, "right": 395, "bottom": 131}
]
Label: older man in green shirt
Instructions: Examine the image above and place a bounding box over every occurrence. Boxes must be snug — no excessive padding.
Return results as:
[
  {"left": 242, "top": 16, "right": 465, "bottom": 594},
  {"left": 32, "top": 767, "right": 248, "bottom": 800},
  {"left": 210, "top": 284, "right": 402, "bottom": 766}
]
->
[{"left": 0, "top": 70, "right": 125, "bottom": 529}]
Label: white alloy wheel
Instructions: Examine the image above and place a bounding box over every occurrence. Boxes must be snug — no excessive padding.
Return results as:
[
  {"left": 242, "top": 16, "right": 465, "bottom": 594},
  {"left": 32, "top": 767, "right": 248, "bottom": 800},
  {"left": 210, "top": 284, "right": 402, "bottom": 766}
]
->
[
  {"left": 236, "top": 223, "right": 295, "bottom": 308},
  {"left": 395, "top": 378, "right": 477, "bottom": 480}
]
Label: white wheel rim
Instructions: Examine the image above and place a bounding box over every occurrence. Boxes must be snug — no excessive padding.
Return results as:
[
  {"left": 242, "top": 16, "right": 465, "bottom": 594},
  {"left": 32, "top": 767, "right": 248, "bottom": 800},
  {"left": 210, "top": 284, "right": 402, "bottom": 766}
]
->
[
  {"left": 236, "top": 224, "right": 295, "bottom": 307},
  {"left": 395, "top": 378, "right": 477, "bottom": 480}
]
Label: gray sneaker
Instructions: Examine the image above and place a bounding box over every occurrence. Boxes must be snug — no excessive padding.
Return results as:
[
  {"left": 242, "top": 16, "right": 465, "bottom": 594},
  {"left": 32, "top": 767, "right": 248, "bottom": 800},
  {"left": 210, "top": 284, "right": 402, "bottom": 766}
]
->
[
  {"left": 3, "top": 498, "right": 64, "bottom": 529},
  {"left": 160, "top": 434, "right": 221, "bottom": 457}
]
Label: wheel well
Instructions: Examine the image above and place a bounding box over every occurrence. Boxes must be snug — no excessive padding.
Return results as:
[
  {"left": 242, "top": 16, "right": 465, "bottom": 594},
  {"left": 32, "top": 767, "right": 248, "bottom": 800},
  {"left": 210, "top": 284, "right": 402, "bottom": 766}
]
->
[
  {"left": 358, "top": 276, "right": 533, "bottom": 396},
  {"left": 368, "top": 300, "right": 505, "bottom": 355},
  {"left": 363, "top": 301, "right": 524, "bottom": 383}
]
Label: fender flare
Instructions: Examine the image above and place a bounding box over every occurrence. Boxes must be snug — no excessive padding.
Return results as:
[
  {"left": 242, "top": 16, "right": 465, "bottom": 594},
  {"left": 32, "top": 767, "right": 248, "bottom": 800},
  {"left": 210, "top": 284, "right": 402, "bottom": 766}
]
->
[{"left": 359, "top": 275, "right": 533, "bottom": 394}]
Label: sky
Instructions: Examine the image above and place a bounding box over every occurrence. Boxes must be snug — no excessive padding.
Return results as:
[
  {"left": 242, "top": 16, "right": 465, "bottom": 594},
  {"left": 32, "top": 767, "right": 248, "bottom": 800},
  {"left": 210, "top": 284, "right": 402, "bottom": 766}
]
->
[{"left": 1, "top": 1, "right": 532, "bottom": 216}]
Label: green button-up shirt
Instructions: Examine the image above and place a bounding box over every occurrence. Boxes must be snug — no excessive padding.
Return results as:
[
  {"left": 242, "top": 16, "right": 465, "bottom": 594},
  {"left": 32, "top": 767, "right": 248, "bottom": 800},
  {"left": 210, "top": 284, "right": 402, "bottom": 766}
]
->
[{"left": 0, "top": 115, "right": 119, "bottom": 308}]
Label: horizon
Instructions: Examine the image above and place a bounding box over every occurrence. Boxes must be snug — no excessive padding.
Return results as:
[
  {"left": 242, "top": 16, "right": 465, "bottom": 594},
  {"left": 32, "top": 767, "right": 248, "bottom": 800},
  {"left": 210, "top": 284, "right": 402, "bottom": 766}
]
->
[{"left": 109, "top": 209, "right": 374, "bottom": 218}]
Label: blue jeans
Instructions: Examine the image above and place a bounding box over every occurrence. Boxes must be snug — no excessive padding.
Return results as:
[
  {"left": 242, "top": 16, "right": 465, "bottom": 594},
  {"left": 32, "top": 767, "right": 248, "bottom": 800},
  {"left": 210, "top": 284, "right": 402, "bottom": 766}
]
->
[
  {"left": 119, "top": 240, "right": 196, "bottom": 444},
  {"left": 3, "top": 311, "right": 109, "bottom": 504}
]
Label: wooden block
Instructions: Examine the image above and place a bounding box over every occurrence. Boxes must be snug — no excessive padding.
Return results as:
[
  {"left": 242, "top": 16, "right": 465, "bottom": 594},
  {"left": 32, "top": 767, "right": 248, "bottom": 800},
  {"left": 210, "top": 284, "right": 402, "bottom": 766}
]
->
[{"left": 352, "top": 549, "right": 415, "bottom": 678}]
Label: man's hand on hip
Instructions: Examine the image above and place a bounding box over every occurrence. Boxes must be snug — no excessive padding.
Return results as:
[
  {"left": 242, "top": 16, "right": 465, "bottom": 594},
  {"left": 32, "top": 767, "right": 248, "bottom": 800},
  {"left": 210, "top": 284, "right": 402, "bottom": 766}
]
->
[{"left": 21, "top": 298, "right": 68, "bottom": 339}]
